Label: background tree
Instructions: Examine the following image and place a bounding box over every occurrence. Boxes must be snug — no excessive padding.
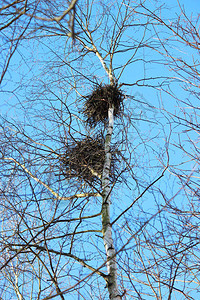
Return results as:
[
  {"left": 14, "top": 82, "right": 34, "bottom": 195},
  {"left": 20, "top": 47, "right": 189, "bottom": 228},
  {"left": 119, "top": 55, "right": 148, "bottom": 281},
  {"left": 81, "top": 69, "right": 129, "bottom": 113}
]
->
[
  {"left": 143, "top": 4, "right": 200, "bottom": 299},
  {"left": 0, "top": 0, "right": 77, "bottom": 84},
  {"left": 0, "top": 0, "right": 199, "bottom": 299}
]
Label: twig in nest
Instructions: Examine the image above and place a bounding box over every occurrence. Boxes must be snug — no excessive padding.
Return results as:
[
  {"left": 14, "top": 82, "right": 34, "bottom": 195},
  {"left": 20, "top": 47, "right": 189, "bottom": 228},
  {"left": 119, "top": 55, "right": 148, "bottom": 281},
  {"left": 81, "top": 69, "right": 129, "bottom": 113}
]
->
[{"left": 83, "top": 84, "right": 124, "bottom": 127}]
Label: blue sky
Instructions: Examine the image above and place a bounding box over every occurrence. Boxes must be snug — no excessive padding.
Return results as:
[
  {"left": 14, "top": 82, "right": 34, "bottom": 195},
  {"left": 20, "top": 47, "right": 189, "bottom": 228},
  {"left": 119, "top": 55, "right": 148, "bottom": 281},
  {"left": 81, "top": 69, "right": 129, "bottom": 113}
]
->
[{"left": 0, "top": 0, "right": 200, "bottom": 299}]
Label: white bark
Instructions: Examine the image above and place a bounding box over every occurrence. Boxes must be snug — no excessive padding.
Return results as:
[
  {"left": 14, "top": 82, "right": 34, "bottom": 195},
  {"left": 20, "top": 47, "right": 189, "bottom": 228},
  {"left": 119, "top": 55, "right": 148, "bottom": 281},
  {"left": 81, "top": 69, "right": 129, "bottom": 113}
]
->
[{"left": 101, "top": 106, "right": 121, "bottom": 300}]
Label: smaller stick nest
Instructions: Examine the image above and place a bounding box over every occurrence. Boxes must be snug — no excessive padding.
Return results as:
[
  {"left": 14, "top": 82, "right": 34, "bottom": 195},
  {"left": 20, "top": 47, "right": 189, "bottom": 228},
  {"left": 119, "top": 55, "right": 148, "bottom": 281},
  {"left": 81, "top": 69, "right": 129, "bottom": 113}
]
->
[
  {"left": 83, "top": 84, "right": 124, "bottom": 126},
  {"left": 62, "top": 136, "right": 118, "bottom": 185}
]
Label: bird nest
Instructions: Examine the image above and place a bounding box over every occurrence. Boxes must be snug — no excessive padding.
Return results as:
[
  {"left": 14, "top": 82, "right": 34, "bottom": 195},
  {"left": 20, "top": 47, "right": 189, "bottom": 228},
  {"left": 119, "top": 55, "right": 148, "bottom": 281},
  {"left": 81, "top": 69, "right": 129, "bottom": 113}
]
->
[
  {"left": 83, "top": 84, "right": 124, "bottom": 126},
  {"left": 62, "top": 136, "right": 119, "bottom": 185}
]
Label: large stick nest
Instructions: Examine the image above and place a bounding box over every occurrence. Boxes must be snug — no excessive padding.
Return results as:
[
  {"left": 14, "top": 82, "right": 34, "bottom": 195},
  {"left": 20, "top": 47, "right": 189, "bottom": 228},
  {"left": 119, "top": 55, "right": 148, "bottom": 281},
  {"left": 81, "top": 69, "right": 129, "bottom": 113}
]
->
[
  {"left": 62, "top": 136, "right": 119, "bottom": 185},
  {"left": 83, "top": 84, "right": 124, "bottom": 126}
]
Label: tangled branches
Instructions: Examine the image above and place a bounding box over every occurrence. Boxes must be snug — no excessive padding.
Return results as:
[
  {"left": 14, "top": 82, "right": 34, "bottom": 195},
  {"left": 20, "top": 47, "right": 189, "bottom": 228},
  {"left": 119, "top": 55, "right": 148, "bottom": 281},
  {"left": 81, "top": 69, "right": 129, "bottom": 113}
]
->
[
  {"left": 83, "top": 84, "right": 124, "bottom": 126},
  {"left": 62, "top": 136, "right": 120, "bottom": 186}
]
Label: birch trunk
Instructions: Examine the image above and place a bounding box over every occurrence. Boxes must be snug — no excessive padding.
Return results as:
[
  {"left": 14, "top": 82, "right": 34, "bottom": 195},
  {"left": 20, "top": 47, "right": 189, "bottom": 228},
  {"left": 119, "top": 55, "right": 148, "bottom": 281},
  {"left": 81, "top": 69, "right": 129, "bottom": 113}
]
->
[{"left": 101, "top": 105, "right": 121, "bottom": 300}]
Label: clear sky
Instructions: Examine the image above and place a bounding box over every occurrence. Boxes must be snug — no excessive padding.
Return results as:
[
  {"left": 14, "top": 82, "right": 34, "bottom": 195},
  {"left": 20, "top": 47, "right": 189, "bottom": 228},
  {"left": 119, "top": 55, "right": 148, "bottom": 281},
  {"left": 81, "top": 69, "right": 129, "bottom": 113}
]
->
[{"left": 0, "top": 0, "right": 200, "bottom": 298}]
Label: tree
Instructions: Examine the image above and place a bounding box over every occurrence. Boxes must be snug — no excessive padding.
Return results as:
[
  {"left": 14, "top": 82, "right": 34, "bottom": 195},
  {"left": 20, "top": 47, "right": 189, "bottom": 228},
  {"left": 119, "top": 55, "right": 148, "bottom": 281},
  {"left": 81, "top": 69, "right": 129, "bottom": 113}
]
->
[
  {"left": 0, "top": 0, "right": 199, "bottom": 299},
  {"left": 0, "top": 0, "right": 78, "bottom": 84},
  {"left": 144, "top": 4, "right": 200, "bottom": 300}
]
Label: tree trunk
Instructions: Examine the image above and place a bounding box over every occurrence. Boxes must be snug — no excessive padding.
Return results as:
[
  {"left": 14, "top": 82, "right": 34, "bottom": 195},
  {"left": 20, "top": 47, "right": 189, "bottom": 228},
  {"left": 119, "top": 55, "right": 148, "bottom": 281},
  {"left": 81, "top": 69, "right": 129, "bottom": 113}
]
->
[{"left": 101, "top": 105, "right": 121, "bottom": 300}]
